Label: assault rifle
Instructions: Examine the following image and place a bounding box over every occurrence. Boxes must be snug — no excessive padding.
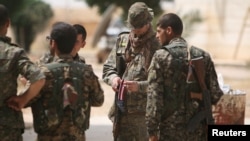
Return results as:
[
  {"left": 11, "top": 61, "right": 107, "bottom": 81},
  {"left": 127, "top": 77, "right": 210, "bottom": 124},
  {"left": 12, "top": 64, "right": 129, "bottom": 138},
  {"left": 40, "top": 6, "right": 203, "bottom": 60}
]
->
[
  {"left": 186, "top": 56, "right": 214, "bottom": 132},
  {"left": 113, "top": 32, "right": 130, "bottom": 140},
  {"left": 113, "top": 82, "right": 121, "bottom": 141},
  {"left": 113, "top": 52, "right": 127, "bottom": 141}
]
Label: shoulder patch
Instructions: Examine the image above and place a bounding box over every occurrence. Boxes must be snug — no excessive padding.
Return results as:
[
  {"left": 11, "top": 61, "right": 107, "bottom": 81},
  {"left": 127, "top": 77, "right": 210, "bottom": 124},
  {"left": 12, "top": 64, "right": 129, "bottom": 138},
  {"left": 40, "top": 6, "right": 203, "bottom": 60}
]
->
[{"left": 117, "top": 32, "right": 130, "bottom": 50}]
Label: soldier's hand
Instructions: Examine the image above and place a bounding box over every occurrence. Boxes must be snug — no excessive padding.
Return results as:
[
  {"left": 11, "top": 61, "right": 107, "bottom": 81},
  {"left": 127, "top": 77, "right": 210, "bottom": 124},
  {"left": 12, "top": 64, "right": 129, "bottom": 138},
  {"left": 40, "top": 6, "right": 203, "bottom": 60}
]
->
[
  {"left": 19, "top": 76, "right": 28, "bottom": 86},
  {"left": 124, "top": 81, "right": 138, "bottom": 92},
  {"left": 111, "top": 76, "right": 121, "bottom": 92},
  {"left": 6, "top": 96, "right": 26, "bottom": 111},
  {"left": 149, "top": 135, "right": 158, "bottom": 141}
]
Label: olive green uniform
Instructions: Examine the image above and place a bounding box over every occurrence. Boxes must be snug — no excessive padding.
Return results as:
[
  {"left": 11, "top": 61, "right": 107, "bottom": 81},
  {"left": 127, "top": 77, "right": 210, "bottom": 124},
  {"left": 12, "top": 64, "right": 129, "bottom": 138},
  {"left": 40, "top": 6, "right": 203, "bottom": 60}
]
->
[
  {"left": 0, "top": 36, "right": 45, "bottom": 141},
  {"left": 31, "top": 55, "right": 104, "bottom": 141},
  {"left": 146, "top": 37, "right": 223, "bottom": 141}
]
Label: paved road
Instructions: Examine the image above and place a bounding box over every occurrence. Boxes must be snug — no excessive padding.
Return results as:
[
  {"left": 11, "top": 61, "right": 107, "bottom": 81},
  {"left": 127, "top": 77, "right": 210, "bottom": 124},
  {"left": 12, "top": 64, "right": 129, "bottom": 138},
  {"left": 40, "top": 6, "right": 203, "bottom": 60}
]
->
[{"left": 22, "top": 114, "right": 113, "bottom": 141}]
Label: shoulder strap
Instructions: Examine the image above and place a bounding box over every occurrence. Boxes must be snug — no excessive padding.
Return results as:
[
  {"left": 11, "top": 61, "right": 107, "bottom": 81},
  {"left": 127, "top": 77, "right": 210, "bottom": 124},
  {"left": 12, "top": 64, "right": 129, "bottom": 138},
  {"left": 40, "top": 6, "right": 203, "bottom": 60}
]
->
[
  {"left": 163, "top": 42, "right": 187, "bottom": 59},
  {"left": 187, "top": 45, "right": 192, "bottom": 61},
  {"left": 163, "top": 42, "right": 187, "bottom": 50},
  {"left": 45, "top": 62, "right": 69, "bottom": 70},
  {"left": 189, "top": 46, "right": 205, "bottom": 59}
]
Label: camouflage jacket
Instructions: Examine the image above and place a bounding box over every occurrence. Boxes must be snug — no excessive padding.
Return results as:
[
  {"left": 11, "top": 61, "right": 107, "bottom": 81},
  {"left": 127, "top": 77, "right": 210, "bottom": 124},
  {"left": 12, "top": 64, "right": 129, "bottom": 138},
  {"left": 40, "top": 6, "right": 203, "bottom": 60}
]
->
[
  {"left": 73, "top": 53, "right": 86, "bottom": 63},
  {"left": 36, "top": 51, "right": 85, "bottom": 66},
  {"left": 31, "top": 55, "right": 104, "bottom": 134},
  {"left": 0, "top": 36, "right": 45, "bottom": 129},
  {"left": 146, "top": 37, "right": 223, "bottom": 139},
  {"left": 103, "top": 28, "right": 160, "bottom": 114},
  {"left": 36, "top": 51, "right": 54, "bottom": 66}
]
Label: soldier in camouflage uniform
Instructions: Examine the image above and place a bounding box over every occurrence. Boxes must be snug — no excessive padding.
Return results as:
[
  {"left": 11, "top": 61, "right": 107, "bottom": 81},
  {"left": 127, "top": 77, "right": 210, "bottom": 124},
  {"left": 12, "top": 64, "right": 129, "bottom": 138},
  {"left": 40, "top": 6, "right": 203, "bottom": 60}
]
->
[
  {"left": 19, "top": 23, "right": 88, "bottom": 93},
  {"left": 102, "top": 2, "right": 160, "bottom": 141},
  {"left": 146, "top": 13, "right": 224, "bottom": 141},
  {"left": 37, "top": 23, "right": 87, "bottom": 65},
  {"left": 0, "top": 4, "right": 45, "bottom": 141},
  {"left": 71, "top": 24, "right": 87, "bottom": 63},
  {"left": 30, "top": 22, "right": 104, "bottom": 141}
]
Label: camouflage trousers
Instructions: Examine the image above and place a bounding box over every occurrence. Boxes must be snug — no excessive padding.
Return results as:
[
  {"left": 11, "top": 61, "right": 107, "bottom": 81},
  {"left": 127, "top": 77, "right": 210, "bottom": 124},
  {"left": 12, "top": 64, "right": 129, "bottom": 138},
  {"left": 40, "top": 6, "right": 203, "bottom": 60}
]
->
[
  {"left": 158, "top": 120, "right": 206, "bottom": 141},
  {"left": 0, "top": 125, "right": 23, "bottom": 141},
  {"left": 37, "top": 108, "right": 85, "bottom": 141},
  {"left": 115, "top": 113, "right": 148, "bottom": 141}
]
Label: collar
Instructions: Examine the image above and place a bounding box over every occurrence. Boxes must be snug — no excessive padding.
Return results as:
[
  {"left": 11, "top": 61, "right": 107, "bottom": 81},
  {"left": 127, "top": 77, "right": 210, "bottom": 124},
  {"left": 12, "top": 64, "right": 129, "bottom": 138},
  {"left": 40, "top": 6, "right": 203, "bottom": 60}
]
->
[
  {"left": 0, "top": 36, "right": 11, "bottom": 43},
  {"left": 53, "top": 54, "right": 74, "bottom": 62}
]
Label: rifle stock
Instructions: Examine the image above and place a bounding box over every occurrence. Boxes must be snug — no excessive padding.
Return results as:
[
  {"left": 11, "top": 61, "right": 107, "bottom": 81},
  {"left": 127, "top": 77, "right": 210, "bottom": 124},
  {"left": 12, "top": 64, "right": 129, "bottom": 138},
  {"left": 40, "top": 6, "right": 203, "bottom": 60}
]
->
[
  {"left": 113, "top": 90, "right": 120, "bottom": 141},
  {"left": 113, "top": 79, "right": 127, "bottom": 141},
  {"left": 113, "top": 34, "right": 129, "bottom": 140},
  {"left": 187, "top": 56, "right": 214, "bottom": 132}
]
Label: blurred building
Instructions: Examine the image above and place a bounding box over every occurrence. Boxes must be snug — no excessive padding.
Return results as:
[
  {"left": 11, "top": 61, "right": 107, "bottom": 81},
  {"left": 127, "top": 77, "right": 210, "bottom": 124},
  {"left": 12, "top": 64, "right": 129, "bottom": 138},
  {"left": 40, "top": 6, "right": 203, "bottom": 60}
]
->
[
  {"left": 30, "top": 0, "right": 250, "bottom": 62},
  {"left": 167, "top": 0, "right": 250, "bottom": 61},
  {"left": 96, "top": 0, "right": 250, "bottom": 63}
]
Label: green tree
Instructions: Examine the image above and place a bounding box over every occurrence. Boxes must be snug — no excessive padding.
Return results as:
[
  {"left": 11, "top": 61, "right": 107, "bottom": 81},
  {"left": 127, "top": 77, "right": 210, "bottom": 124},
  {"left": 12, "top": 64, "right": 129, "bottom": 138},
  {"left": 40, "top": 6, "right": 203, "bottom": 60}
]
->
[{"left": 0, "top": 0, "right": 53, "bottom": 52}]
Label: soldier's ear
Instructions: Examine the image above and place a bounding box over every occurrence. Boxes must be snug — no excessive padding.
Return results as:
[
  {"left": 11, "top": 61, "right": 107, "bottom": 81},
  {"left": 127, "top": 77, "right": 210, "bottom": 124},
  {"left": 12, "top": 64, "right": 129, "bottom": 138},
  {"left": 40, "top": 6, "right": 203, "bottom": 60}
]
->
[
  {"left": 82, "top": 41, "right": 86, "bottom": 48},
  {"left": 165, "top": 26, "right": 173, "bottom": 35},
  {"left": 6, "top": 18, "right": 10, "bottom": 28},
  {"left": 51, "top": 40, "right": 57, "bottom": 49}
]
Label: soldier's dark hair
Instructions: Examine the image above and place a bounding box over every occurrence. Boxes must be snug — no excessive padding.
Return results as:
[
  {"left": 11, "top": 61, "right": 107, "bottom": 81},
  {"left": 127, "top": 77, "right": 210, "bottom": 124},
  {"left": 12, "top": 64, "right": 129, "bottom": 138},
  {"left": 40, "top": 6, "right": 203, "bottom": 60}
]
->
[
  {"left": 157, "top": 13, "right": 183, "bottom": 35},
  {"left": 50, "top": 22, "right": 77, "bottom": 54},
  {"left": 0, "top": 4, "right": 9, "bottom": 26},
  {"left": 73, "top": 24, "right": 87, "bottom": 41}
]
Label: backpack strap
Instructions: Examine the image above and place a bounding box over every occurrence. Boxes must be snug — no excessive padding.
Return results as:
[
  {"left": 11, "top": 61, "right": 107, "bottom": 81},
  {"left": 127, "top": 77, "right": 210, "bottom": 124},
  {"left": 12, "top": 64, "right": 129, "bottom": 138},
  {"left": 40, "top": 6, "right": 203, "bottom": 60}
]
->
[
  {"left": 187, "top": 44, "right": 192, "bottom": 61},
  {"left": 163, "top": 42, "right": 187, "bottom": 50},
  {"left": 116, "top": 32, "right": 130, "bottom": 77},
  {"left": 163, "top": 42, "right": 187, "bottom": 59},
  {"left": 189, "top": 46, "right": 205, "bottom": 59}
]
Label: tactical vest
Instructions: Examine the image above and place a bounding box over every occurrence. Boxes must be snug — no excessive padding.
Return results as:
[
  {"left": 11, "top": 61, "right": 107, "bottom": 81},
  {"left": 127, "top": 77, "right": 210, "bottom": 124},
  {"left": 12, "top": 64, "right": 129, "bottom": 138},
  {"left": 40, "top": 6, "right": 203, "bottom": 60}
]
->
[
  {"left": 162, "top": 43, "right": 189, "bottom": 118},
  {"left": 162, "top": 44, "right": 207, "bottom": 123},
  {"left": 31, "top": 61, "right": 89, "bottom": 134}
]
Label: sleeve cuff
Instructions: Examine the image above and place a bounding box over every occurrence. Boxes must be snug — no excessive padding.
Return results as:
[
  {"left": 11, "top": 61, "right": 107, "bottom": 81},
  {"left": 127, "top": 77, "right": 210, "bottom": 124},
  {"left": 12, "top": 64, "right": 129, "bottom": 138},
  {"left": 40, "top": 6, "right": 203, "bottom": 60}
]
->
[{"left": 108, "top": 74, "right": 119, "bottom": 86}]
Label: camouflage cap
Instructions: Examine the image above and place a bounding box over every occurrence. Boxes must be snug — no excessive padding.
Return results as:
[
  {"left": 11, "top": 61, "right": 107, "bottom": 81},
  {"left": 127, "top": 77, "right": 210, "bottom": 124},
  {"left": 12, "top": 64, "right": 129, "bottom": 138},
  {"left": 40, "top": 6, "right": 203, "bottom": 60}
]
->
[{"left": 126, "top": 2, "right": 153, "bottom": 29}]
